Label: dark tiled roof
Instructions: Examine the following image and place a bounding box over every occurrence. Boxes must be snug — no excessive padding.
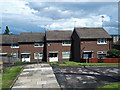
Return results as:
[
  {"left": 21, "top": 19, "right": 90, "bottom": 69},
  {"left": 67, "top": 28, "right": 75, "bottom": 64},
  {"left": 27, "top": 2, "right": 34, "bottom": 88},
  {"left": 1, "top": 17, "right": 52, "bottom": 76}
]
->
[
  {"left": 19, "top": 33, "right": 45, "bottom": 42},
  {"left": 46, "top": 30, "right": 72, "bottom": 41},
  {"left": 75, "top": 27, "right": 112, "bottom": 39},
  {"left": 1, "top": 35, "right": 19, "bottom": 44}
]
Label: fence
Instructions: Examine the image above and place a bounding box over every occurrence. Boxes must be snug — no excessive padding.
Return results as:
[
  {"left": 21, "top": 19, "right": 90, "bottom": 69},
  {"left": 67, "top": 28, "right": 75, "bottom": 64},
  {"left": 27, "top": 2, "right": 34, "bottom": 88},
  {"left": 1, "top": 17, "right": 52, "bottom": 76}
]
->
[
  {"left": 88, "top": 58, "right": 120, "bottom": 63},
  {"left": 0, "top": 56, "right": 20, "bottom": 63}
]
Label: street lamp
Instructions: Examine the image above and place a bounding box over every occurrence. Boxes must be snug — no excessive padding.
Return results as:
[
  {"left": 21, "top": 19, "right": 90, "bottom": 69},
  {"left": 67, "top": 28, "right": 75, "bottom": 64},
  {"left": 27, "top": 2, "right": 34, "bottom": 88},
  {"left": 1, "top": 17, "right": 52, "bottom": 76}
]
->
[{"left": 101, "top": 16, "right": 104, "bottom": 27}]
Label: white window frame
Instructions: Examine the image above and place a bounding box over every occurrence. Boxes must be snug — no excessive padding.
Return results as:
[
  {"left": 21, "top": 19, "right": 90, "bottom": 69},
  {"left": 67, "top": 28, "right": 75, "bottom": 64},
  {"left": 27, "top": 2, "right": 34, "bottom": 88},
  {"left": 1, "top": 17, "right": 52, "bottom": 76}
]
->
[
  {"left": 34, "top": 43, "right": 44, "bottom": 47},
  {"left": 34, "top": 53, "right": 43, "bottom": 59},
  {"left": 97, "top": 51, "right": 107, "bottom": 58},
  {"left": 62, "top": 52, "right": 70, "bottom": 59},
  {"left": 62, "top": 41, "right": 71, "bottom": 46},
  {"left": 11, "top": 45, "right": 19, "bottom": 48},
  {"left": 97, "top": 39, "right": 107, "bottom": 44},
  {"left": 11, "top": 53, "right": 18, "bottom": 58}
]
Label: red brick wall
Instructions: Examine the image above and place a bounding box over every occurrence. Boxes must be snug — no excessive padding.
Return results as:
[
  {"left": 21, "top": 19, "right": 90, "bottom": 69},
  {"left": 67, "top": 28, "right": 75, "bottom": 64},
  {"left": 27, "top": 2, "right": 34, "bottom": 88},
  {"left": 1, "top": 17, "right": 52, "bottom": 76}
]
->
[
  {"left": 103, "top": 58, "right": 120, "bottom": 63},
  {"left": 47, "top": 42, "right": 71, "bottom": 62},
  {"left": 2, "top": 45, "right": 19, "bottom": 54},
  {"left": 89, "top": 58, "right": 98, "bottom": 63},
  {"left": 19, "top": 43, "right": 44, "bottom": 62},
  {"left": 81, "top": 40, "right": 111, "bottom": 58}
]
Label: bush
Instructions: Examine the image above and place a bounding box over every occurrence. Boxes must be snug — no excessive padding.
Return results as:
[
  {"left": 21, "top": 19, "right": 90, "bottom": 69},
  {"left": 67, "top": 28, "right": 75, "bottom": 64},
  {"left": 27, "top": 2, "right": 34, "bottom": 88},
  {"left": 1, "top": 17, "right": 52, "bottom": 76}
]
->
[{"left": 107, "top": 49, "right": 120, "bottom": 58}]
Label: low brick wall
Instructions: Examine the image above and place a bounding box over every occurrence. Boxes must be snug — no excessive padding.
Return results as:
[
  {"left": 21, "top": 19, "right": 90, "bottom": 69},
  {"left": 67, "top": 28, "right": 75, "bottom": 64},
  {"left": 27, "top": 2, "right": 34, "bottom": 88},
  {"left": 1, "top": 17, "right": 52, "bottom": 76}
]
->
[
  {"left": 103, "top": 58, "right": 120, "bottom": 63},
  {"left": 89, "top": 58, "right": 98, "bottom": 63}
]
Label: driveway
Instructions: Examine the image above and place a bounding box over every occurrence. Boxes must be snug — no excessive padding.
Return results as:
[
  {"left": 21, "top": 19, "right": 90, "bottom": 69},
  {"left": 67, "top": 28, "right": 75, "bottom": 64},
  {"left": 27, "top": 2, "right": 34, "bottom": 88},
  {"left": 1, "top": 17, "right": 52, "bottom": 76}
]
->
[
  {"left": 12, "top": 64, "right": 60, "bottom": 88},
  {"left": 52, "top": 65, "right": 120, "bottom": 89}
]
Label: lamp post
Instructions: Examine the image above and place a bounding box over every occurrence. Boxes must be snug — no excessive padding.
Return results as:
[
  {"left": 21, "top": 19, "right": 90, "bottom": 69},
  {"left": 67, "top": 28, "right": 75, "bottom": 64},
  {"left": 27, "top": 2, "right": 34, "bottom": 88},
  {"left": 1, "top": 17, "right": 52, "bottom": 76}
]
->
[
  {"left": 10, "top": 32, "right": 14, "bottom": 65},
  {"left": 101, "top": 16, "right": 104, "bottom": 27},
  {"left": 74, "top": 21, "right": 77, "bottom": 28}
]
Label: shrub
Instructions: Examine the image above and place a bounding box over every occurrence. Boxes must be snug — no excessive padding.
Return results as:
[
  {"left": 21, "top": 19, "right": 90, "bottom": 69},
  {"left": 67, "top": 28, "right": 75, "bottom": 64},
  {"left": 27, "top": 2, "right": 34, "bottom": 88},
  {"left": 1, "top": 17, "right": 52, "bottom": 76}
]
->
[{"left": 107, "top": 49, "right": 120, "bottom": 58}]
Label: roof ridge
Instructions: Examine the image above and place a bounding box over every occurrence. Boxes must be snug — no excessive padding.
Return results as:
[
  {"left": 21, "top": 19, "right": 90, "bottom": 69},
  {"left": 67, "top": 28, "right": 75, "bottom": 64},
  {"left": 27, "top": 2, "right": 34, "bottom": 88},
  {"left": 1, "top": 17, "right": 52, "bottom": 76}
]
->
[
  {"left": 46, "top": 30, "right": 72, "bottom": 32},
  {"left": 20, "top": 33, "right": 45, "bottom": 34}
]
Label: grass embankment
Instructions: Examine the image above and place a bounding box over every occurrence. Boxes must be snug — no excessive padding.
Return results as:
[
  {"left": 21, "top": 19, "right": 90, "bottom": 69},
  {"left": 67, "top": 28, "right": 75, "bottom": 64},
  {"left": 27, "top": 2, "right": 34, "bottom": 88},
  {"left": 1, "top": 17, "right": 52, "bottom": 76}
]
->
[
  {"left": 96, "top": 82, "right": 120, "bottom": 90},
  {"left": 15, "top": 61, "right": 46, "bottom": 64},
  {"left": 50, "top": 61, "right": 120, "bottom": 66},
  {"left": 2, "top": 65, "right": 24, "bottom": 88}
]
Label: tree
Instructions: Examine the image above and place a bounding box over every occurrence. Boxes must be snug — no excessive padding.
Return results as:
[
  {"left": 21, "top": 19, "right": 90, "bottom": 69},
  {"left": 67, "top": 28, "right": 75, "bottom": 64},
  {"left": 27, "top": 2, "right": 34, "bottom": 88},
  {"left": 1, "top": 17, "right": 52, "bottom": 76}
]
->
[
  {"left": 4, "top": 26, "right": 10, "bottom": 35},
  {"left": 107, "top": 49, "right": 120, "bottom": 58}
]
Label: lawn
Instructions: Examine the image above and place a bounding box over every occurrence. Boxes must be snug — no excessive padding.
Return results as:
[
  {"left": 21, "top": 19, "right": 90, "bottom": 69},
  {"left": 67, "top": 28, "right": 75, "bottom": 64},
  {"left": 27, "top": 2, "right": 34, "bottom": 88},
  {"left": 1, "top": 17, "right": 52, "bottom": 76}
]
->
[
  {"left": 96, "top": 82, "right": 120, "bottom": 90},
  {"left": 50, "top": 61, "right": 120, "bottom": 66},
  {"left": 2, "top": 65, "right": 24, "bottom": 88}
]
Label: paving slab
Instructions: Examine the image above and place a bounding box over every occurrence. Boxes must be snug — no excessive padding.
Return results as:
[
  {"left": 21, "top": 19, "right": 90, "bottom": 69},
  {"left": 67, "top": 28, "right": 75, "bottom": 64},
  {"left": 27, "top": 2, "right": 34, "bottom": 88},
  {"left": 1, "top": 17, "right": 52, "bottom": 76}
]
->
[{"left": 12, "top": 64, "right": 60, "bottom": 89}]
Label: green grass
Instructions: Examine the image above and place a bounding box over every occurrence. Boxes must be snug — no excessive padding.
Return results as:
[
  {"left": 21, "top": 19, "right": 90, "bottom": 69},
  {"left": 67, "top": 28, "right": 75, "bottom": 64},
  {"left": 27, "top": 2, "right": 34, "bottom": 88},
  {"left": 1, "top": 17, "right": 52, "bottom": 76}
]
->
[
  {"left": 2, "top": 65, "right": 24, "bottom": 88},
  {"left": 15, "top": 61, "right": 46, "bottom": 64},
  {"left": 50, "top": 61, "right": 120, "bottom": 66},
  {"left": 96, "top": 82, "right": 120, "bottom": 90}
]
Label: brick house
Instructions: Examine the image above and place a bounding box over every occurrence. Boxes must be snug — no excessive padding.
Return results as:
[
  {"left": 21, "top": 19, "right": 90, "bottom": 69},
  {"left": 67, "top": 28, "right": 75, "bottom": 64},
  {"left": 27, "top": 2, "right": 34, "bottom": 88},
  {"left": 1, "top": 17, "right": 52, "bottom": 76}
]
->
[
  {"left": 18, "top": 33, "right": 45, "bottom": 62},
  {"left": 1, "top": 27, "right": 112, "bottom": 62},
  {"left": 45, "top": 30, "right": 72, "bottom": 62},
  {"left": 0, "top": 35, "right": 19, "bottom": 57},
  {"left": 71, "top": 27, "right": 112, "bottom": 62}
]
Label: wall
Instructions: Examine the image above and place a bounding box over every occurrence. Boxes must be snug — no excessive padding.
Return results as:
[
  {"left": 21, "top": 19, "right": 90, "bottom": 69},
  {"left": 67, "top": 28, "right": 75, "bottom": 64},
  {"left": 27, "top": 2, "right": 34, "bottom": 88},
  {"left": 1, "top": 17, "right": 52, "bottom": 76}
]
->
[
  {"left": 81, "top": 39, "right": 111, "bottom": 58},
  {"left": 89, "top": 58, "right": 120, "bottom": 63},
  {"left": 89, "top": 58, "right": 98, "bottom": 63},
  {"left": 46, "top": 41, "right": 71, "bottom": 62},
  {"left": 103, "top": 58, "right": 120, "bottom": 63},
  {"left": 19, "top": 43, "right": 44, "bottom": 62},
  {"left": 2, "top": 45, "right": 19, "bottom": 54}
]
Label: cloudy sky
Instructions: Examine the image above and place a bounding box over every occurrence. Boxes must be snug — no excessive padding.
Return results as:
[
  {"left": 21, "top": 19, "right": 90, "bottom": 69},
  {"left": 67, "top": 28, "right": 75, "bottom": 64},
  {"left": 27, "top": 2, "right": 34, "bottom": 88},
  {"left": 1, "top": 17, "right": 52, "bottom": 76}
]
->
[{"left": 0, "top": 0, "right": 119, "bottom": 35}]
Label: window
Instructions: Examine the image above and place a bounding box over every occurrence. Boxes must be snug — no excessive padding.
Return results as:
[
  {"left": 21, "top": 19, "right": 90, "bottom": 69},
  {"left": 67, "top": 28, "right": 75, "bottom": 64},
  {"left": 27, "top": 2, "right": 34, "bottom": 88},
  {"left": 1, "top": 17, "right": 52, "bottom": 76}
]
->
[
  {"left": 62, "top": 52, "right": 70, "bottom": 59},
  {"left": 83, "top": 52, "right": 92, "bottom": 59},
  {"left": 83, "top": 54, "right": 88, "bottom": 59},
  {"left": 62, "top": 41, "right": 71, "bottom": 46},
  {"left": 11, "top": 45, "right": 19, "bottom": 48},
  {"left": 34, "top": 53, "right": 43, "bottom": 59},
  {"left": 22, "top": 54, "right": 30, "bottom": 58},
  {"left": 11, "top": 53, "right": 18, "bottom": 58},
  {"left": 34, "top": 43, "right": 44, "bottom": 47},
  {"left": 97, "top": 51, "right": 107, "bottom": 59},
  {"left": 49, "top": 53, "right": 58, "bottom": 58},
  {"left": 97, "top": 39, "right": 107, "bottom": 44}
]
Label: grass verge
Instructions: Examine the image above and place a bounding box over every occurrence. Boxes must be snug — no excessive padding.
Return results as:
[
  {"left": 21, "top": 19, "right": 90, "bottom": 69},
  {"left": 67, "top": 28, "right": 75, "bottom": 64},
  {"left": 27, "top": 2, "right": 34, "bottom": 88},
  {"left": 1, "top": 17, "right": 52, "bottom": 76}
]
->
[
  {"left": 96, "top": 82, "right": 120, "bottom": 90},
  {"left": 2, "top": 65, "right": 24, "bottom": 88},
  {"left": 50, "top": 61, "right": 120, "bottom": 66}
]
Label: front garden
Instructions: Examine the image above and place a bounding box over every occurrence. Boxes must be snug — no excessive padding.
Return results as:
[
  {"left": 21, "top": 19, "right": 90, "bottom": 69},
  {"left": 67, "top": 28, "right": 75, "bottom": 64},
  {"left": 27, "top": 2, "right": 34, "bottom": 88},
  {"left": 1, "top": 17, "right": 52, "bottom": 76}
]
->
[{"left": 2, "top": 65, "right": 24, "bottom": 88}]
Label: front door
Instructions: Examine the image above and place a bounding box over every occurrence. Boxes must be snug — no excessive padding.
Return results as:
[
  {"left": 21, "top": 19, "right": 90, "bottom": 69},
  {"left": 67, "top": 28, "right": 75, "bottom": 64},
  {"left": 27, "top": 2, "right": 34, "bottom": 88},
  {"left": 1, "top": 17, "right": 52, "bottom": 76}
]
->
[
  {"left": 22, "top": 54, "right": 30, "bottom": 62},
  {"left": 49, "top": 53, "right": 58, "bottom": 62},
  {"left": 83, "top": 52, "right": 92, "bottom": 59}
]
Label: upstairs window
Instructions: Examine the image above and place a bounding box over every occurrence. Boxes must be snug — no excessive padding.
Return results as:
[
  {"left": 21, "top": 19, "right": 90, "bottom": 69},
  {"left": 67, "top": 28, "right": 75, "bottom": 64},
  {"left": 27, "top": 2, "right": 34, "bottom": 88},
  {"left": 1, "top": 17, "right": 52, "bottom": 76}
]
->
[
  {"left": 97, "top": 39, "right": 107, "bottom": 44},
  {"left": 62, "top": 41, "right": 71, "bottom": 46},
  {"left": 11, "top": 45, "right": 19, "bottom": 48},
  {"left": 34, "top": 43, "right": 44, "bottom": 47}
]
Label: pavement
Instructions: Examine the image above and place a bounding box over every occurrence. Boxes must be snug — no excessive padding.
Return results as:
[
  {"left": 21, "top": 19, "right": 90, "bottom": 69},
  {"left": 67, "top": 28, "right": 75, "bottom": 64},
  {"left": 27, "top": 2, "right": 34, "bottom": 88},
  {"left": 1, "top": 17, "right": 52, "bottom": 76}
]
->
[
  {"left": 12, "top": 63, "right": 60, "bottom": 89},
  {"left": 52, "top": 65, "right": 120, "bottom": 89}
]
